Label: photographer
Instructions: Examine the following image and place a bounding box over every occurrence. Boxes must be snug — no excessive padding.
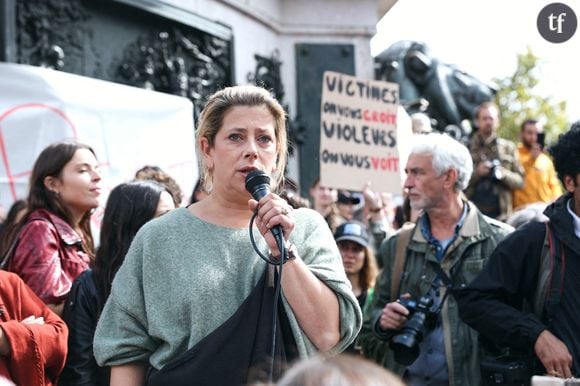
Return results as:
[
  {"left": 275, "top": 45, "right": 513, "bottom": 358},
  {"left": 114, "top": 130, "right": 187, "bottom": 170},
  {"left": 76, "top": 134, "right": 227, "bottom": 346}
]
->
[
  {"left": 465, "top": 102, "right": 524, "bottom": 221},
  {"left": 359, "top": 133, "right": 512, "bottom": 386}
]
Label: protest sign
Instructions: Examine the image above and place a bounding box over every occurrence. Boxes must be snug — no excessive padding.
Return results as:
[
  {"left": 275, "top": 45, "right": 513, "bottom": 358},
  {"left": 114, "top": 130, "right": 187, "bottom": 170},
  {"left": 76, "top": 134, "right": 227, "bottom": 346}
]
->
[{"left": 319, "top": 71, "right": 411, "bottom": 194}]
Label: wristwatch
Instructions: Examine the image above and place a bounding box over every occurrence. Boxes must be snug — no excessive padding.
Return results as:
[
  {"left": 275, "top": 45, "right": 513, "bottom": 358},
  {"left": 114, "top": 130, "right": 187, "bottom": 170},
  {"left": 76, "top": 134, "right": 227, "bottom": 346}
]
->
[
  {"left": 269, "top": 242, "right": 297, "bottom": 263},
  {"left": 285, "top": 242, "right": 298, "bottom": 262}
]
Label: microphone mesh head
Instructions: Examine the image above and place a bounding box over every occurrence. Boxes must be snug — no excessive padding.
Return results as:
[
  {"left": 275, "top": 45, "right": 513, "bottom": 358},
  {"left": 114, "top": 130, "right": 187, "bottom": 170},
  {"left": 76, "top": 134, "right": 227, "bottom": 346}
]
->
[{"left": 245, "top": 170, "right": 270, "bottom": 194}]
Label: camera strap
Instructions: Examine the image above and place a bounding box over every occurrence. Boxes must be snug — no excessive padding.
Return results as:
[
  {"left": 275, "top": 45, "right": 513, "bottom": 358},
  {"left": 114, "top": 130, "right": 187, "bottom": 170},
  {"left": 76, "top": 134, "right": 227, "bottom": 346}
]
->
[
  {"left": 426, "top": 248, "right": 471, "bottom": 314},
  {"left": 428, "top": 261, "right": 453, "bottom": 288},
  {"left": 390, "top": 222, "right": 416, "bottom": 302},
  {"left": 426, "top": 261, "right": 453, "bottom": 313}
]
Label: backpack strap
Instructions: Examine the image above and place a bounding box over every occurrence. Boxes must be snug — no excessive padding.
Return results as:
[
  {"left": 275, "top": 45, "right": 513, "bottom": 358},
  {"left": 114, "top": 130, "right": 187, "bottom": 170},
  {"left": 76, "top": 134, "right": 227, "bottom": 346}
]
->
[
  {"left": 390, "top": 222, "right": 416, "bottom": 302},
  {"left": 532, "top": 222, "right": 564, "bottom": 324}
]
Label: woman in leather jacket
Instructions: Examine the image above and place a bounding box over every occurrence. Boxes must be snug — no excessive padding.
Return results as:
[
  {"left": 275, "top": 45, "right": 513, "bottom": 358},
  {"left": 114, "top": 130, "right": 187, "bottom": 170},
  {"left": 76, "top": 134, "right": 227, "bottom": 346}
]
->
[
  {"left": 60, "top": 180, "right": 175, "bottom": 386},
  {"left": 5, "top": 142, "right": 102, "bottom": 316}
]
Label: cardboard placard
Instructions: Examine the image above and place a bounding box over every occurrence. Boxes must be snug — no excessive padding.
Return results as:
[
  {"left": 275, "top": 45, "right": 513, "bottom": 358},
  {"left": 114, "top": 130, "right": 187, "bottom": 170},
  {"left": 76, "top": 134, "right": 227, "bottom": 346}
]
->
[{"left": 320, "top": 71, "right": 411, "bottom": 194}]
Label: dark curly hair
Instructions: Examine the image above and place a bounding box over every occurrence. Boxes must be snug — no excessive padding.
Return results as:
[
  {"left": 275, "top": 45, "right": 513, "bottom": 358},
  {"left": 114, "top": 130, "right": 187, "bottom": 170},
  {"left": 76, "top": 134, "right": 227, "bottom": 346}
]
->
[
  {"left": 549, "top": 121, "right": 580, "bottom": 185},
  {"left": 135, "top": 165, "right": 183, "bottom": 207}
]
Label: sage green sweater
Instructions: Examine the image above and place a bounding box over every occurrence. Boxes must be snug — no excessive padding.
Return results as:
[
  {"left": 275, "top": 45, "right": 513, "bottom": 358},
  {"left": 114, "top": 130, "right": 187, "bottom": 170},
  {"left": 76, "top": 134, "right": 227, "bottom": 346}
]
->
[{"left": 93, "top": 207, "right": 362, "bottom": 370}]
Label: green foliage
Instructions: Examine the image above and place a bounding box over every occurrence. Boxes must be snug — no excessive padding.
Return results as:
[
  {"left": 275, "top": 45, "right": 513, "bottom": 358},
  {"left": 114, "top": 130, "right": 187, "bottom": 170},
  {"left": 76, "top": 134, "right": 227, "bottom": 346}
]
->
[{"left": 493, "top": 47, "right": 568, "bottom": 146}]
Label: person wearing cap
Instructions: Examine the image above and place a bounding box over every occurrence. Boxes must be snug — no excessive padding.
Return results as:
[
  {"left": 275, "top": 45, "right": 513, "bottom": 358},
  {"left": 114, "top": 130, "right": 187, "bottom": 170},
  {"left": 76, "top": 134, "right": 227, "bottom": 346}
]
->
[
  {"left": 335, "top": 220, "right": 379, "bottom": 355},
  {"left": 336, "top": 190, "right": 361, "bottom": 222}
]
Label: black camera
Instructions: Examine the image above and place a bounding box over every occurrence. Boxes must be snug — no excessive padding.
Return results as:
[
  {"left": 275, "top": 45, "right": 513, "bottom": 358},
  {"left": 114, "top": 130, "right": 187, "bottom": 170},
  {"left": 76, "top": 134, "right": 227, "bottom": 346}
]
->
[
  {"left": 390, "top": 295, "right": 439, "bottom": 366},
  {"left": 480, "top": 354, "right": 534, "bottom": 386},
  {"left": 537, "top": 132, "right": 546, "bottom": 149}
]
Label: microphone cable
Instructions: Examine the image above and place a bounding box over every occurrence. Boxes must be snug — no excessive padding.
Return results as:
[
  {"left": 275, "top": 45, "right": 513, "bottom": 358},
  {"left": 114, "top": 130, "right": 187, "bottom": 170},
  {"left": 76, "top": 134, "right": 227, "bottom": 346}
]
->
[{"left": 248, "top": 212, "right": 287, "bottom": 383}]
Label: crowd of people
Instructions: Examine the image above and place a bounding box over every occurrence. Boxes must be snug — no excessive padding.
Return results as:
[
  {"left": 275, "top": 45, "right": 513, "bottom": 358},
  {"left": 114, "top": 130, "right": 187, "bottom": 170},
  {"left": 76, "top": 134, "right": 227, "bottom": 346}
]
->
[
  {"left": 308, "top": 102, "right": 579, "bottom": 385},
  {"left": 0, "top": 86, "right": 577, "bottom": 386}
]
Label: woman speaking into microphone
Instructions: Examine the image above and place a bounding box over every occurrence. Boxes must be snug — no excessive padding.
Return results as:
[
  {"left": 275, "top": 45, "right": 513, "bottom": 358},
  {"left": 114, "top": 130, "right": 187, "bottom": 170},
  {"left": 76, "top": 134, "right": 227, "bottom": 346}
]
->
[{"left": 93, "top": 85, "right": 362, "bottom": 386}]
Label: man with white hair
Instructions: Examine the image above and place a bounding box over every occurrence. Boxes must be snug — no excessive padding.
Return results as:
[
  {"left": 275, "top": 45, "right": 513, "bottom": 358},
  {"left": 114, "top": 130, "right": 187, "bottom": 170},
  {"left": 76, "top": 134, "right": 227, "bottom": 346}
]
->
[
  {"left": 359, "top": 133, "right": 512, "bottom": 386},
  {"left": 411, "top": 112, "right": 433, "bottom": 134}
]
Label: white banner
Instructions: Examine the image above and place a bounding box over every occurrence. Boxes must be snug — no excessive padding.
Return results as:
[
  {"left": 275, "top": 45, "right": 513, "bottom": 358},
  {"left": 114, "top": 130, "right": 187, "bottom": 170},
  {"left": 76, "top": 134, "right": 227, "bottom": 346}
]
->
[{"left": 0, "top": 63, "right": 197, "bottom": 216}]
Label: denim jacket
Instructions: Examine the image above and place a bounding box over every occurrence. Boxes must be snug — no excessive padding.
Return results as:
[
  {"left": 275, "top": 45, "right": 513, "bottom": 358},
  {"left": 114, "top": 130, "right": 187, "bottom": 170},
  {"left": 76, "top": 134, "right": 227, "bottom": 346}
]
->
[{"left": 359, "top": 201, "right": 512, "bottom": 386}]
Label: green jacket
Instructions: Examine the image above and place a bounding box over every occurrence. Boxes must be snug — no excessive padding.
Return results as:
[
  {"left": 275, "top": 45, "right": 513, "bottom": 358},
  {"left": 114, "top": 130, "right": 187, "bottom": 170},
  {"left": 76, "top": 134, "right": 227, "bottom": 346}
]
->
[{"left": 359, "top": 201, "right": 512, "bottom": 386}]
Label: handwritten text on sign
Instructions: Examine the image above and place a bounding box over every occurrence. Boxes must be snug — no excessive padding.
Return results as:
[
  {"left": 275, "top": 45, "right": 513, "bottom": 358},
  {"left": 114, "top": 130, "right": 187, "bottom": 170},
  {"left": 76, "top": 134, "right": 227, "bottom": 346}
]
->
[{"left": 320, "top": 71, "right": 401, "bottom": 193}]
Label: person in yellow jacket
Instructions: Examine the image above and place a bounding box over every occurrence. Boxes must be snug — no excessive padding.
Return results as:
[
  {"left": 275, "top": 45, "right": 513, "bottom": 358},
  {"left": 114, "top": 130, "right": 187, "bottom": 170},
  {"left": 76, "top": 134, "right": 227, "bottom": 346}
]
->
[{"left": 513, "top": 119, "right": 562, "bottom": 209}]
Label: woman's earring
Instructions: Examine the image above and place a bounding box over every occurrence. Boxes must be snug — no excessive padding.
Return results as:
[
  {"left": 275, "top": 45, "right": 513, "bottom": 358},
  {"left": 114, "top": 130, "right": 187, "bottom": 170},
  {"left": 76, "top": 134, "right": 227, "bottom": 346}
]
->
[
  {"left": 205, "top": 175, "right": 213, "bottom": 193},
  {"left": 204, "top": 169, "right": 214, "bottom": 193}
]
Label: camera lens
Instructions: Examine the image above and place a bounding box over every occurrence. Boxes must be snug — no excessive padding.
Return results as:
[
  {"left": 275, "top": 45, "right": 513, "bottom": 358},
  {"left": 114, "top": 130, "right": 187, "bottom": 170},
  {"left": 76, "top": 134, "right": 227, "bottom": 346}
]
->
[{"left": 391, "top": 311, "right": 429, "bottom": 366}]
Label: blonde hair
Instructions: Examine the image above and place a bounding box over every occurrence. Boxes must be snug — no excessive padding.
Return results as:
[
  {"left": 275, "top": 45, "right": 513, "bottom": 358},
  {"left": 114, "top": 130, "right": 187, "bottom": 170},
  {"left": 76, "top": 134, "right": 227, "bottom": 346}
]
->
[
  {"left": 196, "top": 85, "right": 288, "bottom": 192},
  {"left": 275, "top": 354, "right": 405, "bottom": 386}
]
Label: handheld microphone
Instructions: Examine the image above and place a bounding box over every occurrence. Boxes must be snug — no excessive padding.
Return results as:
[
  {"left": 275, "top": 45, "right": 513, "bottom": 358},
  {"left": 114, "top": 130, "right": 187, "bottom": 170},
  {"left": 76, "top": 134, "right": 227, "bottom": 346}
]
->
[{"left": 245, "top": 170, "right": 283, "bottom": 241}]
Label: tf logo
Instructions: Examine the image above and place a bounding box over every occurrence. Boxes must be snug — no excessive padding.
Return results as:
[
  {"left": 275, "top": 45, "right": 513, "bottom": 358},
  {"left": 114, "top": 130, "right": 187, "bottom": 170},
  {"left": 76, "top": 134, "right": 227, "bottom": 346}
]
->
[{"left": 537, "top": 2, "right": 577, "bottom": 43}]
